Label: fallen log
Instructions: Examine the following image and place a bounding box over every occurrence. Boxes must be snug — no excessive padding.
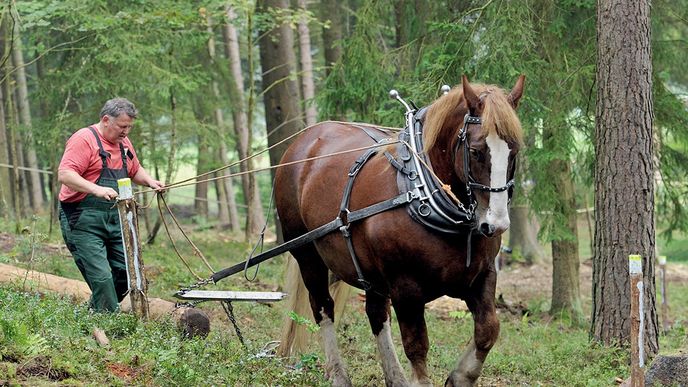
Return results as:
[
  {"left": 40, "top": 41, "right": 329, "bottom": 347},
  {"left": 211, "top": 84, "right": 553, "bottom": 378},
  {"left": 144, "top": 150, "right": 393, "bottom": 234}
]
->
[{"left": 0, "top": 263, "right": 210, "bottom": 338}]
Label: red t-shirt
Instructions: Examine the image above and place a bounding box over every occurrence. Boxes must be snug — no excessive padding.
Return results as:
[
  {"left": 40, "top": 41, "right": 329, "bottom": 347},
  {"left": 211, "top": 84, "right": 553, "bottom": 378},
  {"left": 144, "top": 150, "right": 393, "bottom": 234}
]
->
[{"left": 58, "top": 126, "right": 141, "bottom": 202}]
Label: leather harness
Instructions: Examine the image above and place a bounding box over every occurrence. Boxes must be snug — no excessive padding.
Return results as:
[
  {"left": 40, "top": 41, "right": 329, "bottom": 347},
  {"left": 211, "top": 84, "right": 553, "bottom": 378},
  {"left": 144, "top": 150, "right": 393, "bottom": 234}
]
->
[{"left": 210, "top": 111, "right": 515, "bottom": 291}]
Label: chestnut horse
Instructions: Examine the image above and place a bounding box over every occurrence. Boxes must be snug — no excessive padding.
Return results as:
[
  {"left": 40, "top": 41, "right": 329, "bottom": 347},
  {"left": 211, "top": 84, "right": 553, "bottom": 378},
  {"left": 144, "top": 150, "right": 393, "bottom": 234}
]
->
[{"left": 275, "top": 75, "right": 524, "bottom": 386}]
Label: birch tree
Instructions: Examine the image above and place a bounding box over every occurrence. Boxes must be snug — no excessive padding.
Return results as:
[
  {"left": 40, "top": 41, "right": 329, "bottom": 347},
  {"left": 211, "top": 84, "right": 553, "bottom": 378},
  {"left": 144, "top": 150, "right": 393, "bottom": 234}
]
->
[
  {"left": 10, "top": 3, "right": 43, "bottom": 212},
  {"left": 297, "top": 0, "right": 317, "bottom": 126},
  {"left": 223, "top": 4, "right": 264, "bottom": 238}
]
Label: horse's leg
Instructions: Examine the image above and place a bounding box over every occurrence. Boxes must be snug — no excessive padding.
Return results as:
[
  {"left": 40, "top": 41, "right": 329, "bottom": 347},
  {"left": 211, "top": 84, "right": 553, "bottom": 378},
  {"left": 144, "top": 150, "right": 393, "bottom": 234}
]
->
[
  {"left": 445, "top": 270, "right": 499, "bottom": 387},
  {"left": 295, "top": 245, "right": 352, "bottom": 387},
  {"left": 395, "top": 298, "right": 432, "bottom": 386},
  {"left": 366, "top": 291, "right": 408, "bottom": 386}
]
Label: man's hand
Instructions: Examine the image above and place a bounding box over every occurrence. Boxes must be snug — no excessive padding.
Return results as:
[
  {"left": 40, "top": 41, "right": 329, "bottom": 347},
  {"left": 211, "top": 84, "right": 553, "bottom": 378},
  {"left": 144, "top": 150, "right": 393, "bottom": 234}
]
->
[
  {"left": 93, "top": 186, "right": 119, "bottom": 201},
  {"left": 148, "top": 179, "right": 166, "bottom": 193}
]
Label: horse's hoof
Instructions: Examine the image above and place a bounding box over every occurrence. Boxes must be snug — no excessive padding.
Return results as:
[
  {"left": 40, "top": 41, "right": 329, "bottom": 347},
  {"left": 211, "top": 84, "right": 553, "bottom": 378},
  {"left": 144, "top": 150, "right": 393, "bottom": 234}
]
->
[{"left": 444, "top": 373, "right": 476, "bottom": 387}]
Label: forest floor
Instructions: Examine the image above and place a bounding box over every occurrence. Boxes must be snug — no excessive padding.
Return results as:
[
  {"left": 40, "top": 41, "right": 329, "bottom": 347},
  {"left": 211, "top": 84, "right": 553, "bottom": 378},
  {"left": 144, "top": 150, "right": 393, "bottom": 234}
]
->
[
  {"left": 3, "top": 229, "right": 686, "bottom": 317},
  {"left": 428, "top": 257, "right": 688, "bottom": 319}
]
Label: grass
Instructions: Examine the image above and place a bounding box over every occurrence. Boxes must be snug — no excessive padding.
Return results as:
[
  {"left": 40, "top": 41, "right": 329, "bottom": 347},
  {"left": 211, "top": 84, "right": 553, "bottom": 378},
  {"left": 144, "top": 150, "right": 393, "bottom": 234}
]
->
[{"left": 1, "top": 216, "right": 687, "bottom": 386}]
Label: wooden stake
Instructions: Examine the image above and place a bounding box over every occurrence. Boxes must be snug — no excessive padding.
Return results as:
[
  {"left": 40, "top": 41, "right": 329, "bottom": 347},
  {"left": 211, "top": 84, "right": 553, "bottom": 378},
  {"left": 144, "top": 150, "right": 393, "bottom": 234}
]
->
[
  {"left": 658, "top": 255, "right": 669, "bottom": 333},
  {"left": 629, "top": 254, "right": 644, "bottom": 387},
  {"left": 117, "top": 178, "right": 149, "bottom": 319}
]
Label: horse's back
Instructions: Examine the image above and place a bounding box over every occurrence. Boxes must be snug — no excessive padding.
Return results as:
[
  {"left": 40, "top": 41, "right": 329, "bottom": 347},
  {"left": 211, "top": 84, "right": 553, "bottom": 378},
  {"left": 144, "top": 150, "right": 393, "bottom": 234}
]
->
[{"left": 275, "top": 121, "right": 390, "bottom": 238}]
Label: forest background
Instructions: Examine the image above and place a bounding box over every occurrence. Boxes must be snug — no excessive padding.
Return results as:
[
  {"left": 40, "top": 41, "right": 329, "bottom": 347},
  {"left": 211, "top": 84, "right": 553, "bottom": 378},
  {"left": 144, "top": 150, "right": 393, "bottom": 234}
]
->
[{"left": 0, "top": 0, "right": 687, "bottom": 385}]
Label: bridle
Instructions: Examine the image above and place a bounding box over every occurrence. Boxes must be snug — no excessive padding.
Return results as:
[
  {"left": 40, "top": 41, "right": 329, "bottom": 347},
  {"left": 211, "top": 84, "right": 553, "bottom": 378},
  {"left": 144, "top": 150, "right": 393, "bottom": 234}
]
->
[{"left": 453, "top": 113, "right": 516, "bottom": 211}]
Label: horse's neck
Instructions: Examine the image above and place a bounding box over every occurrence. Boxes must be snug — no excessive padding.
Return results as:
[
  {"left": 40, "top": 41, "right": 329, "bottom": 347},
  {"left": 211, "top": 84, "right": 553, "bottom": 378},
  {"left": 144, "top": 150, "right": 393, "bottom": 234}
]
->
[{"left": 425, "top": 115, "right": 469, "bottom": 202}]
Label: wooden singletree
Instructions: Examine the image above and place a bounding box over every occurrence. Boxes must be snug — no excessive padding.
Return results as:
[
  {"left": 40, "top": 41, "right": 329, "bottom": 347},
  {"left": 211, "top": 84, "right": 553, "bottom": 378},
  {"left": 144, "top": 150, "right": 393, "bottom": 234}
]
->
[{"left": 591, "top": 0, "right": 659, "bottom": 356}]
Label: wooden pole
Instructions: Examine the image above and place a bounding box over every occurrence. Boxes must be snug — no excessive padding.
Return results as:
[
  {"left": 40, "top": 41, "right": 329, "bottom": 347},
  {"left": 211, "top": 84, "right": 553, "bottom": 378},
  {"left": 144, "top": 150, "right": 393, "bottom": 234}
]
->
[
  {"left": 658, "top": 255, "right": 669, "bottom": 333},
  {"left": 629, "top": 254, "right": 645, "bottom": 387},
  {"left": 117, "top": 178, "right": 149, "bottom": 319}
]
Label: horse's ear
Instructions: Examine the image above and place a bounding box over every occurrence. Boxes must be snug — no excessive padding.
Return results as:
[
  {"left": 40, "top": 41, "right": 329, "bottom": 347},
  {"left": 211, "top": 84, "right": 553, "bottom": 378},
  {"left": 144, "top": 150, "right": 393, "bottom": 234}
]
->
[
  {"left": 508, "top": 75, "right": 525, "bottom": 109},
  {"left": 462, "top": 75, "right": 479, "bottom": 114}
]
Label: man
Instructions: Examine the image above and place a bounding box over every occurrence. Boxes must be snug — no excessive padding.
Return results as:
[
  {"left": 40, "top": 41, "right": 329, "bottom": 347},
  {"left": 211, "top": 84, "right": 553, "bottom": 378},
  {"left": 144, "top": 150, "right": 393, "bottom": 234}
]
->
[{"left": 58, "top": 98, "right": 164, "bottom": 312}]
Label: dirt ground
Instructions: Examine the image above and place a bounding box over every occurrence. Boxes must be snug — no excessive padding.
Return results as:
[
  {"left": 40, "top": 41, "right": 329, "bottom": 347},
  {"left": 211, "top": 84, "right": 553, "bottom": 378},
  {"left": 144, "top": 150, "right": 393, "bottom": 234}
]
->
[{"left": 427, "top": 258, "right": 688, "bottom": 317}]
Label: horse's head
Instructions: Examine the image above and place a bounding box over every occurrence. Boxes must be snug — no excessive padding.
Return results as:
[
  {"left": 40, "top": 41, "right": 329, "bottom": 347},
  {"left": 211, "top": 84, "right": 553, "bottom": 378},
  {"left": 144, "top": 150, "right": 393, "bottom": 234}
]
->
[
  {"left": 460, "top": 75, "right": 524, "bottom": 237},
  {"left": 425, "top": 75, "right": 525, "bottom": 237}
]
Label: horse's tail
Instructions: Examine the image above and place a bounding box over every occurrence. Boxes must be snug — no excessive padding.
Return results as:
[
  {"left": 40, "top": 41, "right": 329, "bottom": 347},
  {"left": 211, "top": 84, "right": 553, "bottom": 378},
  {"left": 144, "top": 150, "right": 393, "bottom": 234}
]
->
[{"left": 278, "top": 256, "right": 353, "bottom": 358}]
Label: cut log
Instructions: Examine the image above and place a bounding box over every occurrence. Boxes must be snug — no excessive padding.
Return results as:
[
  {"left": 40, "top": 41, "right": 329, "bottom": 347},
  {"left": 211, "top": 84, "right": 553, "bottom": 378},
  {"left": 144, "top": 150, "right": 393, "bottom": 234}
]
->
[{"left": 0, "top": 263, "right": 210, "bottom": 338}]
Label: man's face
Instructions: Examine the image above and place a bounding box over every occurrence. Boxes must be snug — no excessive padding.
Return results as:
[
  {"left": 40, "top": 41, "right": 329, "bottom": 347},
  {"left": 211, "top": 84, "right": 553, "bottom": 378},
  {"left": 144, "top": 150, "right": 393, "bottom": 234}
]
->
[{"left": 102, "top": 114, "right": 133, "bottom": 143}]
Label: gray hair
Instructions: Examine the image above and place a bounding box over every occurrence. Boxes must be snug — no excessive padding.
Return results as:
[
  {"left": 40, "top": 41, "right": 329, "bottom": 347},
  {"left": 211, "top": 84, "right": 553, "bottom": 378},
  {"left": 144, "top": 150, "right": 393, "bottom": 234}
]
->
[{"left": 99, "top": 98, "right": 138, "bottom": 119}]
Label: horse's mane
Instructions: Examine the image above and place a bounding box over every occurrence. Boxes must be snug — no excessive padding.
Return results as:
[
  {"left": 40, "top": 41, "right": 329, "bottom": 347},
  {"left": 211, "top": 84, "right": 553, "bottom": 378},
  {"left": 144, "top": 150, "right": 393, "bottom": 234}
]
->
[{"left": 423, "top": 83, "right": 524, "bottom": 152}]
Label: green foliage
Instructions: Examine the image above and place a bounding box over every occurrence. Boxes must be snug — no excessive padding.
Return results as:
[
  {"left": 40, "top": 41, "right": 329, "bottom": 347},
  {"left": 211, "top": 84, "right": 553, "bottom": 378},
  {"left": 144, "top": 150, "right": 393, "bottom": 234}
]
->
[
  {"left": 288, "top": 310, "right": 320, "bottom": 333},
  {"left": 318, "top": 1, "right": 398, "bottom": 125}
]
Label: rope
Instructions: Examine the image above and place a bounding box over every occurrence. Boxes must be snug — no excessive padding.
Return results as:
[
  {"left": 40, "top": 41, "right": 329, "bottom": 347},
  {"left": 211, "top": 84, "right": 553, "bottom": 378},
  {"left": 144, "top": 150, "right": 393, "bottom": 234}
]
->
[
  {"left": 148, "top": 124, "right": 400, "bottom": 289},
  {"left": 156, "top": 193, "right": 214, "bottom": 279},
  {"left": 138, "top": 140, "right": 400, "bottom": 194},
  {"left": 137, "top": 122, "right": 401, "bottom": 195}
]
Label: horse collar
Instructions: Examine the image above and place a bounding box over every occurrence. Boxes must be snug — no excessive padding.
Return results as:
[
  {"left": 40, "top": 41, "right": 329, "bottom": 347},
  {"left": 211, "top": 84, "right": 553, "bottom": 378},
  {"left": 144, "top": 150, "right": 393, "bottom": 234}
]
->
[{"left": 386, "top": 109, "right": 478, "bottom": 234}]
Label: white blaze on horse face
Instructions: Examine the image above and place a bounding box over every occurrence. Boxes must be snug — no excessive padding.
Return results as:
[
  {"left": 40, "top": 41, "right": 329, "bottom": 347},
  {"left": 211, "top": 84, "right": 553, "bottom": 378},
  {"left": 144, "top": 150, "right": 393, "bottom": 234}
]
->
[{"left": 484, "top": 132, "right": 511, "bottom": 234}]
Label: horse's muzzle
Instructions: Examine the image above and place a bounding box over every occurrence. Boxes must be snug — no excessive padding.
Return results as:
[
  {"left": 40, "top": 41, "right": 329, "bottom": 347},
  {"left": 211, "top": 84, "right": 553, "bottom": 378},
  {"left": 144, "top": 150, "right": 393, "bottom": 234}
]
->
[{"left": 478, "top": 222, "right": 496, "bottom": 237}]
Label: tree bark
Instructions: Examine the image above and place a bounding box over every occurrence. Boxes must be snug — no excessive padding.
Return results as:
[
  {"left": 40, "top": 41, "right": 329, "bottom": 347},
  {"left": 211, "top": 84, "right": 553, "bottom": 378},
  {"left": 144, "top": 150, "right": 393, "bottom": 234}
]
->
[
  {"left": 592, "top": 0, "right": 658, "bottom": 356},
  {"left": 320, "top": 0, "right": 343, "bottom": 77},
  {"left": 0, "top": 22, "right": 9, "bottom": 220},
  {"left": 548, "top": 157, "right": 582, "bottom": 322},
  {"left": 2, "top": 21, "right": 25, "bottom": 223},
  {"left": 508, "top": 206, "right": 545, "bottom": 264},
  {"left": 297, "top": 0, "right": 317, "bottom": 126},
  {"left": 10, "top": 6, "right": 44, "bottom": 212},
  {"left": 0, "top": 85, "right": 9, "bottom": 219},
  {"left": 205, "top": 15, "right": 236, "bottom": 229},
  {"left": 194, "top": 139, "right": 209, "bottom": 219},
  {"left": 146, "top": 90, "right": 179, "bottom": 244},
  {"left": 223, "top": 5, "right": 265, "bottom": 238},
  {"left": 257, "top": 0, "right": 304, "bottom": 171}
]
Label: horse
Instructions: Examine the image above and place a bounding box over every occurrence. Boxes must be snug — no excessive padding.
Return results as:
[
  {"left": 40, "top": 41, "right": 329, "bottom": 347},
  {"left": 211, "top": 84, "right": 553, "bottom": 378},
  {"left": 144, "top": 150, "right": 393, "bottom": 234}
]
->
[{"left": 274, "top": 75, "right": 525, "bottom": 386}]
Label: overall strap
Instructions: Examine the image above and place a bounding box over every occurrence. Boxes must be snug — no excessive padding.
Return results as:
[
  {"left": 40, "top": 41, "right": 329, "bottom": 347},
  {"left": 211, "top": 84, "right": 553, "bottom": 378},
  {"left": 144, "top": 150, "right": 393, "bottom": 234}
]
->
[
  {"left": 119, "top": 143, "right": 128, "bottom": 173},
  {"left": 88, "top": 126, "right": 110, "bottom": 169}
]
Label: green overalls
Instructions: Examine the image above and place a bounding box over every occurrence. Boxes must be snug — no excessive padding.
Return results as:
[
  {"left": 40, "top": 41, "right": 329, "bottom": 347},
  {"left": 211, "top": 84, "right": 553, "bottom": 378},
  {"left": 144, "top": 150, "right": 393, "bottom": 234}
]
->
[{"left": 59, "top": 127, "right": 129, "bottom": 312}]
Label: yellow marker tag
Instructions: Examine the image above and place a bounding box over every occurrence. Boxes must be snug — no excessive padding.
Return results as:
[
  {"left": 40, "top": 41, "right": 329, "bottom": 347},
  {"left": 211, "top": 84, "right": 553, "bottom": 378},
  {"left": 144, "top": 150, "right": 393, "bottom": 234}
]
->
[
  {"left": 628, "top": 254, "right": 642, "bottom": 274},
  {"left": 658, "top": 255, "right": 667, "bottom": 265},
  {"left": 117, "top": 178, "right": 133, "bottom": 199}
]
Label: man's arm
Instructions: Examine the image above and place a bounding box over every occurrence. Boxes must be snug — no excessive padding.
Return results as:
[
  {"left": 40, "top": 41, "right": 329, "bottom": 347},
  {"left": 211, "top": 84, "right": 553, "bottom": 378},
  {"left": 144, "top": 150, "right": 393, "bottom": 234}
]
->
[
  {"left": 132, "top": 167, "right": 165, "bottom": 191},
  {"left": 58, "top": 169, "right": 118, "bottom": 201}
]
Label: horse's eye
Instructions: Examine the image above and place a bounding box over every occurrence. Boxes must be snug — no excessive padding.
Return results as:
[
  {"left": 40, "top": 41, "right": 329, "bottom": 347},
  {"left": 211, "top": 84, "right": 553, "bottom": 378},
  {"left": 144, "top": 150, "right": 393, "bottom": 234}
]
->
[{"left": 469, "top": 148, "right": 484, "bottom": 161}]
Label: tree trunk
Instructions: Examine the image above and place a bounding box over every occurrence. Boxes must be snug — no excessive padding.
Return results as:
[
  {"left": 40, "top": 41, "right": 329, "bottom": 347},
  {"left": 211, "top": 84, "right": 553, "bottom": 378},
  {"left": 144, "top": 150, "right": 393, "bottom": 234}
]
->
[
  {"left": 146, "top": 90, "right": 179, "bottom": 244},
  {"left": 194, "top": 140, "right": 209, "bottom": 219},
  {"left": 205, "top": 15, "right": 234, "bottom": 229},
  {"left": 11, "top": 7, "right": 43, "bottom": 212},
  {"left": 0, "top": 83, "right": 9, "bottom": 219},
  {"left": 257, "top": 0, "right": 304, "bottom": 172},
  {"left": 3, "top": 53, "right": 25, "bottom": 222},
  {"left": 297, "top": 0, "right": 317, "bottom": 126},
  {"left": 319, "top": 0, "right": 344, "bottom": 120},
  {"left": 548, "top": 157, "right": 582, "bottom": 322},
  {"left": 320, "top": 0, "right": 343, "bottom": 77},
  {"left": 223, "top": 5, "right": 265, "bottom": 238},
  {"left": 592, "top": 0, "right": 658, "bottom": 356},
  {"left": 508, "top": 206, "right": 545, "bottom": 264}
]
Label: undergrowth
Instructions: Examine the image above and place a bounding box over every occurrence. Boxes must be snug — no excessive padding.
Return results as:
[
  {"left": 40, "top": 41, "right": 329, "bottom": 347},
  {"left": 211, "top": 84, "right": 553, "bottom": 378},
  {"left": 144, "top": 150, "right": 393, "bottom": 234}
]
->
[{"left": 0, "top": 217, "right": 686, "bottom": 385}]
